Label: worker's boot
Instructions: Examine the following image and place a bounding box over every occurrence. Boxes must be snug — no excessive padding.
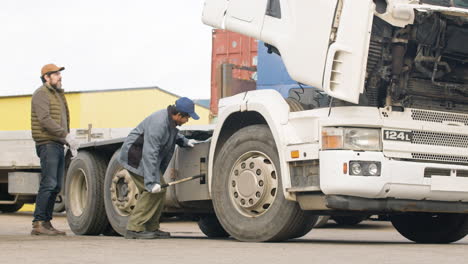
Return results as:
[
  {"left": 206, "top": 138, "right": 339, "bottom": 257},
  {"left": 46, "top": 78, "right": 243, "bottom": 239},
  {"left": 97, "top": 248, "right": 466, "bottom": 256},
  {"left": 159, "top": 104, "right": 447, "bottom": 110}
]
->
[
  {"left": 31, "top": 221, "right": 59, "bottom": 236},
  {"left": 43, "top": 221, "right": 66, "bottom": 236},
  {"left": 125, "top": 230, "right": 159, "bottom": 239},
  {"left": 153, "top": 229, "right": 171, "bottom": 238}
]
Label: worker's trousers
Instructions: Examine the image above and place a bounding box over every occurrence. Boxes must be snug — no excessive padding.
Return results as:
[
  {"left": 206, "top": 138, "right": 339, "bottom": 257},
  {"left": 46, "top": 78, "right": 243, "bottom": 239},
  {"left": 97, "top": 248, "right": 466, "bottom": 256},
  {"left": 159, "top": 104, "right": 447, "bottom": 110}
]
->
[
  {"left": 126, "top": 171, "right": 166, "bottom": 232},
  {"left": 33, "top": 142, "right": 64, "bottom": 222}
]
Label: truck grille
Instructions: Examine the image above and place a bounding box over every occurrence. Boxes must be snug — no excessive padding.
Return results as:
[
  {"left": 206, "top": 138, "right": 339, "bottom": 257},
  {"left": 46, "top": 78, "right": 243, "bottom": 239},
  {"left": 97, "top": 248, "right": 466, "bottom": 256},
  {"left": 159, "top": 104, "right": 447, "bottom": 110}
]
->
[
  {"left": 424, "top": 168, "right": 451, "bottom": 177},
  {"left": 412, "top": 131, "right": 468, "bottom": 148},
  {"left": 411, "top": 109, "right": 468, "bottom": 126},
  {"left": 412, "top": 153, "right": 468, "bottom": 164},
  {"left": 424, "top": 168, "right": 468, "bottom": 177}
]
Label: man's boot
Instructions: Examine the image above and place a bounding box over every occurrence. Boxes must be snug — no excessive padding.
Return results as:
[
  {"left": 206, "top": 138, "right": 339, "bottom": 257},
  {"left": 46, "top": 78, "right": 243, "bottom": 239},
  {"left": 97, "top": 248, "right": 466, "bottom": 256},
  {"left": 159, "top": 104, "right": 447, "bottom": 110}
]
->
[
  {"left": 31, "top": 221, "right": 59, "bottom": 236},
  {"left": 43, "top": 221, "right": 66, "bottom": 236},
  {"left": 153, "top": 229, "right": 171, "bottom": 237},
  {"left": 125, "top": 230, "right": 159, "bottom": 239}
]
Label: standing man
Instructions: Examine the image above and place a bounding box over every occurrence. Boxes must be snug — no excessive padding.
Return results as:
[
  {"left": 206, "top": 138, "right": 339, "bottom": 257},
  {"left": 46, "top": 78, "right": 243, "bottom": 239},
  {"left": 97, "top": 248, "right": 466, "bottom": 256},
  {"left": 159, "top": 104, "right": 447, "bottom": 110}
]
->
[
  {"left": 119, "top": 97, "right": 199, "bottom": 239},
  {"left": 30, "top": 64, "right": 79, "bottom": 236}
]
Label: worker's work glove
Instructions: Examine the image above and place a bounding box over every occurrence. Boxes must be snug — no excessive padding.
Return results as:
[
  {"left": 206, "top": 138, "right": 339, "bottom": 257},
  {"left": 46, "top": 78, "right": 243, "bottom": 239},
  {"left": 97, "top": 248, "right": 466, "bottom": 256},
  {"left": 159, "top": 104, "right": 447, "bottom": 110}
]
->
[
  {"left": 70, "top": 148, "right": 78, "bottom": 159},
  {"left": 187, "top": 139, "right": 198, "bottom": 148},
  {"left": 65, "top": 134, "right": 80, "bottom": 151},
  {"left": 151, "top": 184, "right": 162, "bottom": 194}
]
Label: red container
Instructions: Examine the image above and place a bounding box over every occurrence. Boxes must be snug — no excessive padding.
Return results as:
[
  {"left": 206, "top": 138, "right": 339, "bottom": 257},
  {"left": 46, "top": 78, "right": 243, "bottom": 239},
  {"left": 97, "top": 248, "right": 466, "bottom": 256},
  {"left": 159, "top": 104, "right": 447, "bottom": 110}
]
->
[{"left": 210, "top": 29, "right": 258, "bottom": 117}]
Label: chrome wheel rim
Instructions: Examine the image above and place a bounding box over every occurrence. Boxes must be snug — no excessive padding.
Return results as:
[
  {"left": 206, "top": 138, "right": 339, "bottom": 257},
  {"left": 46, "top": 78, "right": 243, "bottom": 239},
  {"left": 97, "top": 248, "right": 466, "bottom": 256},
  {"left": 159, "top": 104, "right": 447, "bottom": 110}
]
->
[{"left": 228, "top": 151, "right": 278, "bottom": 217}]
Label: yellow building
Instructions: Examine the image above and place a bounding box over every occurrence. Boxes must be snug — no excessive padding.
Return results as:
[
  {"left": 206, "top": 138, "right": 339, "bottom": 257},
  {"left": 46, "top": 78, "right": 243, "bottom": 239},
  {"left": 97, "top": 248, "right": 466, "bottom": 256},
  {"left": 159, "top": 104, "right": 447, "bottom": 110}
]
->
[
  {"left": 0, "top": 87, "right": 209, "bottom": 212},
  {"left": 0, "top": 86, "right": 210, "bottom": 131}
]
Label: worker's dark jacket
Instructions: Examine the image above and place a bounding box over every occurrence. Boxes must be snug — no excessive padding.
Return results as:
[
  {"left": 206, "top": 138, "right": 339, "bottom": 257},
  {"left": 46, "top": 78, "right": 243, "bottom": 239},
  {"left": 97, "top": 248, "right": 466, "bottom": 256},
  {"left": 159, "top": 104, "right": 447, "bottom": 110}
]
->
[
  {"left": 118, "top": 108, "right": 189, "bottom": 192},
  {"left": 31, "top": 84, "right": 70, "bottom": 145}
]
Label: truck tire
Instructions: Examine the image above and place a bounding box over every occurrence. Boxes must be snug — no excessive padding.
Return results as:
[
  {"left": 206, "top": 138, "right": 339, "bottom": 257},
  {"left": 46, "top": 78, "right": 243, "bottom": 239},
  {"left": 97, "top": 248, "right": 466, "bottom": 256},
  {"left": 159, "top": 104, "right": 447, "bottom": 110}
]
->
[
  {"left": 65, "top": 151, "right": 109, "bottom": 235},
  {"left": 285, "top": 98, "right": 319, "bottom": 238},
  {"left": 212, "top": 124, "right": 317, "bottom": 242},
  {"left": 0, "top": 203, "right": 24, "bottom": 213},
  {"left": 390, "top": 213, "right": 468, "bottom": 243},
  {"left": 103, "top": 149, "right": 139, "bottom": 236},
  {"left": 332, "top": 215, "right": 367, "bottom": 226},
  {"left": 197, "top": 215, "right": 230, "bottom": 238},
  {"left": 287, "top": 212, "right": 317, "bottom": 239}
]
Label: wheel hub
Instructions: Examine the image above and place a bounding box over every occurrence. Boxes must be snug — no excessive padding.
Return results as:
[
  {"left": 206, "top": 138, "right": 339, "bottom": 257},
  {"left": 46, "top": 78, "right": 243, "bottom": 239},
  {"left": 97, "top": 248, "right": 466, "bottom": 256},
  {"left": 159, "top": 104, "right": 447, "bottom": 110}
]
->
[
  {"left": 229, "top": 152, "right": 278, "bottom": 217},
  {"left": 237, "top": 171, "right": 257, "bottom": 197},
  {"left": 110, "top": 169, "right": 138, "bottom": 216}
]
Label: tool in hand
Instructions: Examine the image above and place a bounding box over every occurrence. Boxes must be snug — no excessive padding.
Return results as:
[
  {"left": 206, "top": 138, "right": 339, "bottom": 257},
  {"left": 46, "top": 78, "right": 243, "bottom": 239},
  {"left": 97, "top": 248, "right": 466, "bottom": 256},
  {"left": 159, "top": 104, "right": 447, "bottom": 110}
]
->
[{"left": 161, "top": 174, "right": 205, "bottom": 189}]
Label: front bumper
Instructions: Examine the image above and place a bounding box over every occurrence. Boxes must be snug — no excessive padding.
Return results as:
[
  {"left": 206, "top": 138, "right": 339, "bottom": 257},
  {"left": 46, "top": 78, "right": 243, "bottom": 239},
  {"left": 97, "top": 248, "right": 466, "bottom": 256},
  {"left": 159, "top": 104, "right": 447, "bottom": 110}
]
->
[
  {"left": 319, "top": 150, "right": 468, "bottom": 202},
  {"left": 325, "top": 195, "right": 468, "bottom": 213}
]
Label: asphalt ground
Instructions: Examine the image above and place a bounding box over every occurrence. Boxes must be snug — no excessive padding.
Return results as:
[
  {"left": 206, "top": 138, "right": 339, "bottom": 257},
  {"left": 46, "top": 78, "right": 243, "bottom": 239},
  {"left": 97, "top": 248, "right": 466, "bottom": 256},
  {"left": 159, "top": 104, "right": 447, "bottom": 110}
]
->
[{"left": 0, "top": 212, "right": 467, "bottom": 264}]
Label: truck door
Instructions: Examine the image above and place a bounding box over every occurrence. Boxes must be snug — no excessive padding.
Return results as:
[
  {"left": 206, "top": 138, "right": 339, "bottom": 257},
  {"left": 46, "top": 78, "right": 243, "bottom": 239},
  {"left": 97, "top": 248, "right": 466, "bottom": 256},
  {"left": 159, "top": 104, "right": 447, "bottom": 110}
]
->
[{"left": 202, "top": 0, "right": 375, "bottom": 104}]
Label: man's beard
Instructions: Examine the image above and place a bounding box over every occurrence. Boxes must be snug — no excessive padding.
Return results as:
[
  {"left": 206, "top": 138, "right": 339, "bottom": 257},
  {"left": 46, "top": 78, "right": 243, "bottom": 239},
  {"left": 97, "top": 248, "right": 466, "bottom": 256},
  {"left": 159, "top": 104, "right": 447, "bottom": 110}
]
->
[{"left": 51, "top": 81, "right": 62, "bottom": 89}]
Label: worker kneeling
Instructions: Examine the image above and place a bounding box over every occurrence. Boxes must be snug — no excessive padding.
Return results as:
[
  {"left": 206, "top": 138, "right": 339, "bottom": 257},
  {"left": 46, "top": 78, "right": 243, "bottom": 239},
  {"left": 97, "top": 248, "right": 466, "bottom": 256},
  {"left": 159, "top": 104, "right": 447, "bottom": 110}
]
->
[{"left": 118, "top": 97, "right": 199, "bottom": 239}]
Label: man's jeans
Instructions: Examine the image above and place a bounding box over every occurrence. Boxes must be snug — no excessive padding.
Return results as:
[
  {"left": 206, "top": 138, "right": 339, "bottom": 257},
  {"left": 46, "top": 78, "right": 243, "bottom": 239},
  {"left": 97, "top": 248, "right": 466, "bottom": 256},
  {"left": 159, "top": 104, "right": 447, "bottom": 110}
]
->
[{"left": 33, "top": 142, "right": 64, "bottom": 222}]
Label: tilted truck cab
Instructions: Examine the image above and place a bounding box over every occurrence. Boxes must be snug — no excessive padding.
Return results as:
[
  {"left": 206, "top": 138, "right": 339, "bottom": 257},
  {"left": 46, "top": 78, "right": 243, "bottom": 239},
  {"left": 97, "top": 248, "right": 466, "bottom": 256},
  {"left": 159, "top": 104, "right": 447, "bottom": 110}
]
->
[{"left": 199, "top": 0, "right": 468, "bottom": 243}]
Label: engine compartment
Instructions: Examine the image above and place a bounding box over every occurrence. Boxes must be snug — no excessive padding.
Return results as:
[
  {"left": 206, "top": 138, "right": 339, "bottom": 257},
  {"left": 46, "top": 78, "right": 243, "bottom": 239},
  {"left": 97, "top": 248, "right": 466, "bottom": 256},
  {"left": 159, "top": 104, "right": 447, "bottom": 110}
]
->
[{"left": 363, "top": 8, "right": 468, "bottom": 113}]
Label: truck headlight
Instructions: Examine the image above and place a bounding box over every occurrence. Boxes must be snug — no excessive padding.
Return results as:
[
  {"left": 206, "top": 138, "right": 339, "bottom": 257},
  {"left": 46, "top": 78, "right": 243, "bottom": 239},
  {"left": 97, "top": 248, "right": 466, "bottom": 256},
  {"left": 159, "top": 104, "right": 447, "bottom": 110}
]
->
[
  {"left": 349, "top": 161, "right": 381, "bottom": 176},
  {"left": 322, "top": 127, "right": 381, "bottom": 151}
]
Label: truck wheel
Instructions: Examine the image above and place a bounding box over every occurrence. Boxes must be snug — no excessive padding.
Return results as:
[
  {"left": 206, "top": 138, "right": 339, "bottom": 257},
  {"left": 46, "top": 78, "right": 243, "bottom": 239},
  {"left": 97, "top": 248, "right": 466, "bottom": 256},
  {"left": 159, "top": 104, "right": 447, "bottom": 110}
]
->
[
  {"left": 332, "top": 215, "right": 367, "bottom": 226},
  {"left": 212, "top": 124, "right": 317, "bottom": 242},
  {"left": 103, "top": 149, "right": 139, "bottom": 236},
  {"left": 391, "top": 213, "right": 468, "bottom": 243},
  {"left": 287, "top": 212, "right": 317, "bottom": 239},
  {"left": 197, "top": 215, "right": 230, "bottom": 238},
  {"left": 65, "top": 151, "right": 109, "bottom": 235},
  {"left": 0, "top": 203, "right": 24, "bottom": 213}
]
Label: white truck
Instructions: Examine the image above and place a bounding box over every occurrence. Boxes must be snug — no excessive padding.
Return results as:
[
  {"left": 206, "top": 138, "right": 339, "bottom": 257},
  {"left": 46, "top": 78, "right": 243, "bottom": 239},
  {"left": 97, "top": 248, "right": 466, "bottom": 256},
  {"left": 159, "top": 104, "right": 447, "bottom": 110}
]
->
[{"left": 65, "top": 0, "right": 468, "bottom": 243}]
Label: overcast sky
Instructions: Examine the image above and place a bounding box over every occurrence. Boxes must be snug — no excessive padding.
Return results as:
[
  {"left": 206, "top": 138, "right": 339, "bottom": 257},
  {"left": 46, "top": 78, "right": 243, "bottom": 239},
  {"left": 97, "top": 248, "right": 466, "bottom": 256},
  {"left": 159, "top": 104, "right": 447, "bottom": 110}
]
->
[{"left": 0, "top": 0, "right": 212, "bottom": 99}]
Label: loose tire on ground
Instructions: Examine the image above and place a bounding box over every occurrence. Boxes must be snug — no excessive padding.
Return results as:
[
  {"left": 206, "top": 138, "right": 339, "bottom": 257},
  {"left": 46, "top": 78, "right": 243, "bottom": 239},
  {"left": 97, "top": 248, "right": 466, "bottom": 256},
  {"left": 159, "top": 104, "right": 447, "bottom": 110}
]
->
[
  {"left": 104, "top": 149, "right": 139, "bottom": 236},
  {"left": 212, "top": 124, "right": 317, "bottom": 242},
  {"left": 390, "top": 213, "right": 468, "bottom": 243},
  {"left": 65, "top": 151, "right": 109, "bottom": 235},
  {"left": 197, "top": 215, "right": 230, "bottom": 238}
]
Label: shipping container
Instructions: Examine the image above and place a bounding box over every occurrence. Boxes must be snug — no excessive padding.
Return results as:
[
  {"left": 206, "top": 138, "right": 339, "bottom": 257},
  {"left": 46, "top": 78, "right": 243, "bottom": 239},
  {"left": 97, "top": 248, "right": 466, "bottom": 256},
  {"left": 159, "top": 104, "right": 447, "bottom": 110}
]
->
[{"left": 210, "top": 29, "right": 258, "bottom": 117}]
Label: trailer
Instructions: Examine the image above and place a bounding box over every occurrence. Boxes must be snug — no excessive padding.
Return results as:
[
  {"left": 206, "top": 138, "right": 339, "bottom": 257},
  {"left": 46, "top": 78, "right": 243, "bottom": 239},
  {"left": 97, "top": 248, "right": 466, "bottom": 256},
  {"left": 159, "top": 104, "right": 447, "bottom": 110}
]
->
[{"left": 0, "top": 88, "right": 209, "bottom": 213}]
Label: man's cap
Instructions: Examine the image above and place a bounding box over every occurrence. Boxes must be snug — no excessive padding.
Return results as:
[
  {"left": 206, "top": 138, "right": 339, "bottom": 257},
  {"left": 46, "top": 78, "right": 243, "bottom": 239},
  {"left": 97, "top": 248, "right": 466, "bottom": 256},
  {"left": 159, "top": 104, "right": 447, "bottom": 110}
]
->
[
  {"left": 175, "top": 97, "right": 200, "bottom": 120},
  {"left": 41, "top": 64, "right": 65, "bottom": 77}
]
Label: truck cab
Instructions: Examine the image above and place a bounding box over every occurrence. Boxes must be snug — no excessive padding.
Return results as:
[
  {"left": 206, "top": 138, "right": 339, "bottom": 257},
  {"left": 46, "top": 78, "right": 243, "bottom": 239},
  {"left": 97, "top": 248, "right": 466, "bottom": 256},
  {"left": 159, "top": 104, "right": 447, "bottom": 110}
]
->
[{"left": 198, "top": 0, "right": 468, "bottom": 243}]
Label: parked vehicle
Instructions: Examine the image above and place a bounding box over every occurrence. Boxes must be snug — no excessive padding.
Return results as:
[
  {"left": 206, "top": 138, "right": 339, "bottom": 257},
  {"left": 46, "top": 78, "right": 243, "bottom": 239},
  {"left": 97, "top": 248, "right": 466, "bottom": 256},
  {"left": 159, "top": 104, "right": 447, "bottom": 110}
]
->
[{"left": 63, "top": 1, "right": 468, "bottom": 243}]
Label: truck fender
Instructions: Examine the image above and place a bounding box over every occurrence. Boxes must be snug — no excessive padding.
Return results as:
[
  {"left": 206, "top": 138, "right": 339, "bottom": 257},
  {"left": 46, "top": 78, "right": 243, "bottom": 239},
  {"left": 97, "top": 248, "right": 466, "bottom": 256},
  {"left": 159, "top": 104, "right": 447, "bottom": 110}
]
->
[{"left": 207, "top": 89, "right": 296, "bottom": 201}]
